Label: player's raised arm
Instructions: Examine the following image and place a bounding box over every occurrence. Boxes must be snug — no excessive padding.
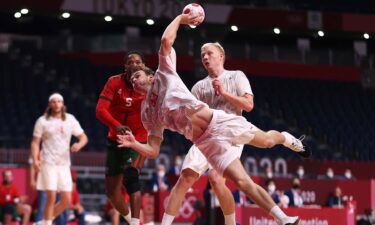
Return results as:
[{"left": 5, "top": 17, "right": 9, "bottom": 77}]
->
[
  {"left": 160, "top": 13, "right": 200, "bottom": 56},
  {"left": 117, "top": 132, "right": 163, "bottom": 159}
]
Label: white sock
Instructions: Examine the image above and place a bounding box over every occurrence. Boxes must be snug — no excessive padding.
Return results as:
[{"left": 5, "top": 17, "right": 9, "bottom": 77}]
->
[
  {"left": 43, "top": 220, "right": 52, "bottom": 225},
  {"left": 122, "top": 211, "right": 131, "bottom": 224},
  {"left": 269, "top": 205, "right": 288, "bottom": 221},
  {"left": 161, "top": 213, "right": 175, "bottom": 225},
  {"left": 224, "top": 213, "right": 236, "bottom": 225},
  {"left": 130, "top": 218, "right": 140, "bottom": 225}
]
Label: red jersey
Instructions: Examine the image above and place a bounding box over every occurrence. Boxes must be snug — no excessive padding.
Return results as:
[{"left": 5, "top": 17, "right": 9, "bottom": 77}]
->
[
  {"left": 97, "top": 74, "right": 147, "bottom": 142},
  {"left": 0, "top": 184, "right": 19, "bottom": 206}
]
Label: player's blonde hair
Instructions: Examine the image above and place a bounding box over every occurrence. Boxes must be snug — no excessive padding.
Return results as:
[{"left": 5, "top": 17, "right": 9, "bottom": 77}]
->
[{"left": 201, "top": 42, "right": 226, "bottom": 61}]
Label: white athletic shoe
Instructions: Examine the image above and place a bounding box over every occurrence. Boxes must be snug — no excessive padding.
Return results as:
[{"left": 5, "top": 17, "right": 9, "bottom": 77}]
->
[
  {"left": 282, "top": 132, "right": 305, "bottom": 152},
  {"left": 278, "top": 216, "right": 300, "bottom": 225}
]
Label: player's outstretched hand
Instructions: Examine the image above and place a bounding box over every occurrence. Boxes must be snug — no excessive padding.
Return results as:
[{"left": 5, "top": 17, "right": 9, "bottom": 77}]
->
[
  {"left": 117, "top": 131, "right": 136, "bottom": 148},
  {"left": 180, "top": 13, "right": 199, "bottom": 25}
]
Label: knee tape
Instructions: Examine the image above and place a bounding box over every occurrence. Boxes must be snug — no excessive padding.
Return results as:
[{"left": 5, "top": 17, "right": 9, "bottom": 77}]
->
[{"left": 123, "top": 167, "right": 141, "bottom": 194}]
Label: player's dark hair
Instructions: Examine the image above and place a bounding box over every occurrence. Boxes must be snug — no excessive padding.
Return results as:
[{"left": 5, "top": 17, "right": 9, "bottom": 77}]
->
[
  {"left": 131, "top": 65, "right": 154, "bottom": 76},
  {"left": 124, "top": 51, "right": 145, "bottom": 64}
]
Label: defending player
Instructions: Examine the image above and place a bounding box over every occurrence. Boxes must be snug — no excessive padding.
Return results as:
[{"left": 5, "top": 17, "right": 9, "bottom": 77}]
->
[
  {"left": 96, "top": 52, "right": 152, "bottom": 225},
  {"left": 118, "top": 14, "right": 304, "bottom": 225}
]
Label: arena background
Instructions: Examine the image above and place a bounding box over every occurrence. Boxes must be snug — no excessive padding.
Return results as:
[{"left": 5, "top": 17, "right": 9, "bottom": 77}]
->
[{"left": 0, "top": 0, "right": 375, "bottom": 225}]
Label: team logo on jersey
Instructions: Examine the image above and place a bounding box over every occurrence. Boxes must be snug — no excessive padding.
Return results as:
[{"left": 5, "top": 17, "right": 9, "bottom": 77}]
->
[{"left": 59, "top": 126, "right": 65, "bottom": 134}]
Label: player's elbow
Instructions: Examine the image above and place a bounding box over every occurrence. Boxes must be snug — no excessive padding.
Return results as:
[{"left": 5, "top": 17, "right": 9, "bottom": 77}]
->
[
  {"left": 244, "top": 102, "right": 254, "bottom": 112},
  {"left": 161, "top": 37, "right": 173, "bottom": 49},
  {"left": 95, "top": 106, "right": 104, "bottom": 119}
]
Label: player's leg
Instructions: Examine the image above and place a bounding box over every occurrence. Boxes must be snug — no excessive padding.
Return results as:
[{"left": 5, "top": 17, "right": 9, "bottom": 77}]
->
[
  {"left": 108, "top": 208, "right": 120, "bottom": 225},
  {"left": 208, "top": 170, "right": 236, "bottom": 225},
  {"left": 16, "top": 203, "right": 31, "bottom": 225},
  {"left": 53, "top": 165, "right": 73, "bottom": 217},
  {"left": 161, "top": 168, "right": 200, "bottom": 225},
  {"left": 44, "top": 191, "right": 57, "bottom": 224},
  {"left": 249, "top": 128, "right": 310, "bottom": 158},
  {"left": 105, "top": 140, "right": 131, "bottom": 222},
  {"left": 223, "top": 159, "right": 299, "bottom": 225},
  {"left": 162, "top": 145, "right": 207, "bottom": 225},
  {"left": 105, "top": 175, "right": 130, "bottom": 221},
  {"left": 53, "top": 191, "right": 71, "bottom": 217},
  {"left": 124, "top": 148, "right": 147, "bottom": 225},
  {"left": 249, "top": 129, "right": 284, "bottom": 148}
]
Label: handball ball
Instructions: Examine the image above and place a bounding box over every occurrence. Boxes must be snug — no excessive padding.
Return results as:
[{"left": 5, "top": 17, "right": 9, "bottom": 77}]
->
[{"left": 182, "top": 3, "right": 205, "bottom": 26}]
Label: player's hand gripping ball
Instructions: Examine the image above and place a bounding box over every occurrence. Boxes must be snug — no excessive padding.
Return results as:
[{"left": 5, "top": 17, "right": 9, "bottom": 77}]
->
[{"left": 182, "top": 3, "right": 205, "bottom": 26}]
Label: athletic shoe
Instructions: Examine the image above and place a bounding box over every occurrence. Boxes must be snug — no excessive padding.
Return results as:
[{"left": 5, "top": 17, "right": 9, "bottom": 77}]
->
[
  {"left": 282, "top": 132, "right": 311, "bottom": 158},
  {"left": 278, "top": 216, "right": 300, "bottom": 225}
]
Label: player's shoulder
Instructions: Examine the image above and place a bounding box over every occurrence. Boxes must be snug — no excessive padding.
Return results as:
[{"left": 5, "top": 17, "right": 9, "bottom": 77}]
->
[
  {"left": 36, "top": 115, "right": 47, "bottom": 123},
  {"left": 107, "top": 74, "right": 124, "bottom": 83},
  {"left": 194, "top": 76, "right": 210, "bottom": 87},
  {"left": 65, "top": 113, "right": 78, "bottom": 121},
  {"left": 224, "top": 69, "right": 246, "bottom": 77}
]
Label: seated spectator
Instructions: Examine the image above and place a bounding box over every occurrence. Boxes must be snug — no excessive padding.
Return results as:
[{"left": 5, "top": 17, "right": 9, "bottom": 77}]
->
[
  {"left": 343, "top": 169, "right": 355, "bottom": 180},
  {"left": 284, "top": 178, "right": 303, "bottom": 207},
  {"left": 327, "top": 186, "right": 346, "bottom": 208},
  {"left": 318, "top": 167, "right": 336, "bottom": 180},
  {"left": 265, "top": 179, "right": 280, "bottom": 204},
  {"left": 167, "top": 155, "right": 183, "bottom": 176},
  {"left": 295, "top": 165, "right": 310, "bottom": 179},
  {"left": 0, "top": 170, "right": 32, "bottom": 225},
  {"left": 150, "top": 164, "right": 170, "bottom": 192}
]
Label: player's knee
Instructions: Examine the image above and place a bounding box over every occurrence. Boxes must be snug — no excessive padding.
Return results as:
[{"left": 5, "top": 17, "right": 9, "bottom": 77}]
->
[
  {"left": 208, "top": 173, "right": 225, "bottom": 188},
  {"left": 181, "top": 172, "right": 198, "bottom": 187},
  {"left": 264, "top": 136, "right": 276, "bottom": 148},
  {"left": 123, "top": 167, "right": 141, "bottom": 194},
  {"left": 233, "top": 176, "right": 252, "bottom": 191}
]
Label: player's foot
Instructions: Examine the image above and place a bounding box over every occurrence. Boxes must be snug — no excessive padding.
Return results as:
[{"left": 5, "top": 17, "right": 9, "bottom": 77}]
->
[
  {"left": 296, "top": 144, "right": 311, "bottom": 158},
  {"left": 282, "top": 132, "right": 310, "bottom": 158},
  {"left": 278, "top": 216, "right": 300, "bottom": 225}
]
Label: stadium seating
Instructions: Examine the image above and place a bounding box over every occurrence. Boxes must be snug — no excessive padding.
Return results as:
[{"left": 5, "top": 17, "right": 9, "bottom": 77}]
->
[{"left": 1, "top": 44, "right": 374, "bottom": 161}]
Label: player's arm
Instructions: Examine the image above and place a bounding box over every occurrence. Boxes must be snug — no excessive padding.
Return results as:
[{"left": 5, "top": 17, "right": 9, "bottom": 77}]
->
[
  {"left": 96, "top": 79, "right": 123, "bottom": 129},
  {"left": 160, "top": 14, "right": 193, "bottom": 56},
  {"left": 117, "top": 131, "right": 163, "bottom": 159},
  {"left": 71, "top": 133, "right": 88, "bottom": 152},
  {"left": 220, "top": 91, "right": 254, "bottom": 112},
  {"left": 212, "top": 72, "right": 254, "bottom": 112},
  {"left": 30, "top": 136, "right": 41, "bottom": 172}
]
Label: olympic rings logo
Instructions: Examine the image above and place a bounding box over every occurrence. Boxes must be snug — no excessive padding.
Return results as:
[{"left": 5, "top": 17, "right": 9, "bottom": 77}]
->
[{"left": 163, "top": 195, "right": 198, "bottom": 219}]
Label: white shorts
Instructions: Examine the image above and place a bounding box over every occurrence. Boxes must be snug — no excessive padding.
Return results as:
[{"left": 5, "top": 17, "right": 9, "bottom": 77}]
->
[
  {"left": 37, "top": 164, "right": 72, "bottom": 192},
  {"left": 193, "top": 109, "right": 258, "bottom": 175},
  {"left": 182, "top": 144, "right": 244, "bottom": 176}
]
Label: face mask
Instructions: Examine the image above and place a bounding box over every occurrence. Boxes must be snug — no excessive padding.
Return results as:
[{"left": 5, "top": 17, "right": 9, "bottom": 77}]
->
[
  {"left": 266, "top": 172, "right": 273, "bottom": 179},
  {"left": 327, "top": 171, "right": 334, "bottom": 178},
  {"left": 157, "top": 171, "right": 165, "bottom": 177},
  {"left": 297, "top": 169, "right": 304, "bottom": 177},
  {"left": 345, "top": 172, "right": 352, "bottom": 179},
  {"left": 268, "top": 184, "right": 276, "bottom": 193},
  {"left": 175, "top": 159, "right": 182, "bottom": 166}
]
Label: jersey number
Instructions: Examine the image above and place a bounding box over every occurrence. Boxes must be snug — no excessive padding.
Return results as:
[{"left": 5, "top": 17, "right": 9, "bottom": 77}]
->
[{"left": 125, "top": 98, "right": 133, "bottom": 107}]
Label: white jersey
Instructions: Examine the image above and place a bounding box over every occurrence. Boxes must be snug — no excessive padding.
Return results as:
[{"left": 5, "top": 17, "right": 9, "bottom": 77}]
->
[
  {"left": 141, "top": 48, "right": 208, "bottom": 141},
  {"left": 33, "top": 113, "right": 84, "bottom": 166},
  {"left": 191, "top": 70, "right": 253, "bottom": 116}
]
